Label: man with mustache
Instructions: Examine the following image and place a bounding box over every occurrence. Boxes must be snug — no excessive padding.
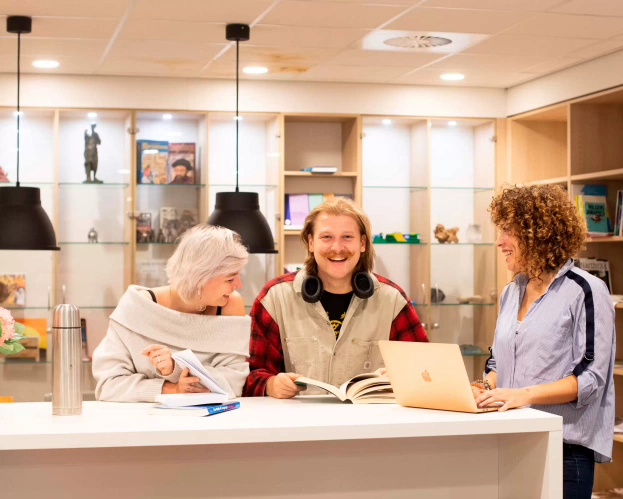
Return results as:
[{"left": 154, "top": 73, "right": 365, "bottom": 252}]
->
[{"left": 244, "top": 197, "right": 428, "bottom": 398}]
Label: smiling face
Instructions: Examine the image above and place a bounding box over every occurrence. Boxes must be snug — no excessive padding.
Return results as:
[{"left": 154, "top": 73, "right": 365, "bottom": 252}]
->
[
  {"left": 308, "top": 213, "right": 366, "bottom": 291},
  {"left": 497, "top": 228, "right": 524, "bottom": 274},
  {"left": 200, "top": 272, "right": 242, "bottom": 307}
]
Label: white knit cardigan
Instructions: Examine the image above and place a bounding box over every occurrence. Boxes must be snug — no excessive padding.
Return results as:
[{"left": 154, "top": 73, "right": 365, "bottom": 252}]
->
[{"left": 92, "top": 285, "right": 251, "bottom": 402}]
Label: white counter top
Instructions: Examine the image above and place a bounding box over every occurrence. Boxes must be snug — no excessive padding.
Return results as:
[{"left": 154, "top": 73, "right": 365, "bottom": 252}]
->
[{"left": 0, "top": 396, "right": 562, "bottom": 451}]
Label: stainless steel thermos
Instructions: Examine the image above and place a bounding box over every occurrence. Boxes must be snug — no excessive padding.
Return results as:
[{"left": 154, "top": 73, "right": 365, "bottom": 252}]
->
[{"left": 52, "top": 304, "right": 82, "bottom": 415}]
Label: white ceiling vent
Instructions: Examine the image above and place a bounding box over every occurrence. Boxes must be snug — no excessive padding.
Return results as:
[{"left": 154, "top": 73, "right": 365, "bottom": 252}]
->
[{"left": 383, "top": 35, "right": 452, "bottom": 49}]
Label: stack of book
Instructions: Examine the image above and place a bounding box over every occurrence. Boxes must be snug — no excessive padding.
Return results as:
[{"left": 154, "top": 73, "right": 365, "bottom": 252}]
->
[
  {"left": 614, "top": 190, "right": 623, "bottom": 236},
  {"left": 284, "top": 193, "right": 353, "bottom": 230}
]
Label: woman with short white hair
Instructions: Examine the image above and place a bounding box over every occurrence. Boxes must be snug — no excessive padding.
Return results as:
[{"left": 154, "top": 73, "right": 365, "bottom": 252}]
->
[{"left": 92, "top": 224, "right": 251, "bottom": 402}]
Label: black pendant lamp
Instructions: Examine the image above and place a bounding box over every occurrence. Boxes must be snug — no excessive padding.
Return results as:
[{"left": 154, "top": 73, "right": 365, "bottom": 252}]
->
[
  {"left": 207, "top": 24, "right": 277, "bottom": 254},
  {"left": 0, "top": 16, "right": 59, "bottom": 251}
]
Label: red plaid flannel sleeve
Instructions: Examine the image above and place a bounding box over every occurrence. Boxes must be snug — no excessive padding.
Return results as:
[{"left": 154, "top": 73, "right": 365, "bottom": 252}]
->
[
  {"left": 243, "top": 294, "right": 286, "bottom": 397},
  {"left": 375, "top": 274, "right": 429, "bottom": 343}
]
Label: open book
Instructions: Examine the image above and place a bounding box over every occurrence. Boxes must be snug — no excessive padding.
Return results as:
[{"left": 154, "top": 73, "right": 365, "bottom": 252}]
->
[
  {"left": 294, "top": 372, "right": 394, "bottom": 404},
  {"left": 171, "top": 349, "right": 230, "bottom": 398}
]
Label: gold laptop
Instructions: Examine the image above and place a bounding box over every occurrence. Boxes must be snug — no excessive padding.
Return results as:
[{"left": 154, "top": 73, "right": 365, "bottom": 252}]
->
[{"left": 379, "top": 341, "right": 500, "bottom": 413}]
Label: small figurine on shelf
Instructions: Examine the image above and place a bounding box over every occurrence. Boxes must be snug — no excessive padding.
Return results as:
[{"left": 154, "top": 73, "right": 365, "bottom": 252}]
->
[
  {"left": 84, "top": 123, "right": 103, "bottom": 184},
  {"left": 87, "top": 227, "right": 98, "bottom": 243},
  {"left": 431, "top": 287, "right": 446, "bottom": 304},
  {"left": 156, "top": 229, "right": 166, "bottom": 243},
  {"left": 458, "top": 295, "right": 483, "bottom": 304},
  {"left": 434, "top": 224, "right": 459, "bottom": 244}
]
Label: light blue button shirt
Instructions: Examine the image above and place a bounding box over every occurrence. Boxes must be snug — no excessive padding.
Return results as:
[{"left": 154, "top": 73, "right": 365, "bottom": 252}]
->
[{"left": 486, "top": 260, "right": 616, "bottom": 463}]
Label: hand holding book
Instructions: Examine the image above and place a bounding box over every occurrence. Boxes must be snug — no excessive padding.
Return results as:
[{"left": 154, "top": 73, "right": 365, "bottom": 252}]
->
[{"left": 266, "top": 372, "right": 307, "bottom": 399}]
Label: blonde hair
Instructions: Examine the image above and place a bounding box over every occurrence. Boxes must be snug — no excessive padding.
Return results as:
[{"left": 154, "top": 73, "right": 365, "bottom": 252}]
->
[
  {"left": 300, "top": 197, "right": 375, "bottom": 276},
  {"left": 166, "top": 224, "right": 248, "bottom": 303}
]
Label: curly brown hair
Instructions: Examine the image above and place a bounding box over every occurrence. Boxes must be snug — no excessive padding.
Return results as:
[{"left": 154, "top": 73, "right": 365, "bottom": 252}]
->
[{"left": 489, "top": 184, "right": 587, "bottom": 279}]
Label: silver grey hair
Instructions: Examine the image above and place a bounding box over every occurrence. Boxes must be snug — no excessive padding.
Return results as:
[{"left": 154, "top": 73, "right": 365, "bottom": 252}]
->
[{"left": 166, "top": 224, "right": 249, "bottom": 303}]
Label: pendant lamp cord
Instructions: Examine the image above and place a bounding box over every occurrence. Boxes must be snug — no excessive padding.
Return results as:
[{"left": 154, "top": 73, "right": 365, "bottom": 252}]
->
[
  {"left": 16, "top": 31, "right": 21, "bottom": 188},
  {"left": 235, "top": 39, "right": 239, "bottom": 193}
]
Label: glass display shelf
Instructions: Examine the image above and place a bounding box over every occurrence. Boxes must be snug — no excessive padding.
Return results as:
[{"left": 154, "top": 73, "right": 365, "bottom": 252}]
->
[
  {"left": 137, "top": 183, "right": 206, "bottom": 187},
  {"left": 58, "top": 182, "right": 130, "bottom": 187},
  {"left": 431, "top": 243, "right": 495, "bottom": 246},
  {"left": 373, "top": 241, "right": 428, "bottom": 246},
  {"left": 363, "top": 185, "right": 427, "bottom": 191},
  {"left": 430, "top": 186, "right": 494, "bottom": 191},
  {"left": 411, "top": 302, "right": 495, "bottom": 307},
  {"left": 59, "top": 242, "right": 129, "bottom": 245},
  {"left": 210, "top": 184, "right": 278, "bottom": 189},
  {"left": 460, "top": 351, "right": 491, "bottom": 357},
  {"left": 137, "top": 242, "right": 177, "bottom": 245},
  {"left": 4, "top": 307, "right": 52, "bottom": 311},
  {"left": 1, "top": 182, "right": 55, "bottom": 186}
]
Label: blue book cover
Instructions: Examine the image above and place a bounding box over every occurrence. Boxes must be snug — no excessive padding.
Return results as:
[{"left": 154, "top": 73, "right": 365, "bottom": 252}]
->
[
  {"left": 137, "top": 139, "right": 169, "bottom": 184},
  {"left": 148, "top": 401, "right": 240, "bottom": 417}
]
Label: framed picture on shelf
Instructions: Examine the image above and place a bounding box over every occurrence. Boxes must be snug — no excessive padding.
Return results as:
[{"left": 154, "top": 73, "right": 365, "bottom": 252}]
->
[
  {"left": 137, "top": 140, "right": 169, "bottom": 184},
  {"left": 168, "top": 143, "right": 196, "bottom": 185}
]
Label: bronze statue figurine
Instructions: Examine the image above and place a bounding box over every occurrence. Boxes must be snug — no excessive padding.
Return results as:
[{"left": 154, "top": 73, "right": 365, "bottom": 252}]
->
[{"left": 84, "top": 123, "right": 103, "bottom": 183}]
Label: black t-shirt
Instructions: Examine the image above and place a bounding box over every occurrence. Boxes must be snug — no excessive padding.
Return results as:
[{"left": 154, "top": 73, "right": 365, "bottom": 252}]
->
[{"left": 320, "top": 291, "right": 354, "bottom": 340}]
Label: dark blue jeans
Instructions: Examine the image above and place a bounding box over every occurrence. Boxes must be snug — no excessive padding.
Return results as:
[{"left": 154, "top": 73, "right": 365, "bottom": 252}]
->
[{"left": 563, "top": 443, "right": 595, "bottom": 499}]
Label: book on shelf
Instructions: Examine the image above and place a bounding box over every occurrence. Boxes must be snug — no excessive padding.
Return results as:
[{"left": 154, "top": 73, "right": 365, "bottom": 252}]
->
[
  {"left": 294, "top": 371, "right": 394, "bottom": 404},
  {"left": 300, "top": 167, "right": 338, "bottom": 174},
  {"left": 137, "top": 140, "right": 169, "bottom": 184},
  {"left": 136, "top": 212, "right": 154, "bottom": 243},
  {"left": 573, "top": 258, "right": 612, "bottom": 293},
  {"left": 148, "top": 400, "right": 239, "bottom": 417},
  {"left": 614, "top": 190, "right": 623, "bottom": 237},
  {"left": 158, "top": 208, "right": 197, "bottom": 243},
  {"left": 573, "top": 184, "right": 612, "bottom": 236},
  {"left": 168, "top": 142, "right": 196, "bottom": 185},
  {"left": 0, "top": 274, "right": 26, "bottom": 307}
]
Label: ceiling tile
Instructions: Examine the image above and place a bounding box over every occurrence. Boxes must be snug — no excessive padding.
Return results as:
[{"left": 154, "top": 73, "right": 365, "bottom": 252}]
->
[
  {"left": 261, "top": 1, "right": 407, "bottom": 29},
  {"left": 420, "top": 0, "right": 567, "bottom": 11},
  {"left": 218, "top": 45, "right": 338, "bottom": 65},
  {"left": 521, "top": 57, "right": 581, "bottom": 74},
  {"left": 394, "top": 67, "right": 533, "bottom": 87},
  {"left": 0, "top": 54, "right": 99, "bottom": 74},
  {"left": 299, "top": 64, "right": 410, "bottom": 83},
  {"left": 567, "top": 39, "right": 623, "bottom": 59},
  {"left": 131, "top": 0, "right": 273, "bottom": 23},
  {"left": 465, "top": 34, "right": 598, "bottom": 57},
  {"left": 252, "top": 25, "right": 369, "bottom": 49},
  {"left": 425, "top": 53, "right": 549, "bottom": 71},
  {"left": 105, "top": 40, "right": 226, "bottom": 61},
  {"left": 386, "top": 7, "right": 532, "bottom": 34},
  {"left": 302, "top": 0, "right": 418, "bottom": 3},
  {"left": 203, "top": 60, "right": 306, "bottom": 80},
  {"left": 505, "top": 13, "right": 623, "bottom": 39},
  {"left": 98, "top": 57, "right": 204, "bottom": 76},
  {"left": 0, "top": 38, "right": 108, "bottom": 57},
  {"left": 29, "top": 18, "right": 118, "bottom": 39},
  {"left": 549, "top": 0, "right": 623, "bottom": 17},
  {"left": 322, "top": 49, "right": 445, "bottom": 67},
  {"left": 359, "top": 30, "right": 489, "bottom": 53},
  {"left": 0, "top": 0, "right": 131, "bottom": 18},
  {"left": 118, "top": 20, "right": 226, "bottom": 44}
]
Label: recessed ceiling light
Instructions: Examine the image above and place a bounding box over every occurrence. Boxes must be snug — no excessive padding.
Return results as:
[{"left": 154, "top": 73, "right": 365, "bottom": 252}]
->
[
  {"left": 13, "top": 111, "right": 23, "bottom": 117},
  {"left": 382, "top": 119, "right": 392, "bottom": 126},
  {"left": 32, "top": 60, "right": 59, "bottom": 69},
  {"left": 87, "top": 112, "right": 97, "bottom": 119},
  {"left": 243, "top": 67, "right": 268, "bottom": 74},
  {"left": 384, "top": 35, "right": 452, "bottom": 49},
  {"left": 440, "top": 73, "right": 465, "bottom": 81},
  {"left": 448, "top": 121, "right": 458, "bottom": 127},
  {"left": 162, "top": 114, "right": 173, "bottom": 120},
  {"left": 234, "top": 116, "right": 243, "bottom": 121}
]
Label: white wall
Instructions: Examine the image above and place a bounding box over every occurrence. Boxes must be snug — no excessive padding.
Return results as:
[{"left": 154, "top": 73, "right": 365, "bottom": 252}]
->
[
  {"left": 0, "top": 74, "right": 507, "bottom": 118},
  {"left": 508, "top": 49, "right": 623, "bottom": 116}
]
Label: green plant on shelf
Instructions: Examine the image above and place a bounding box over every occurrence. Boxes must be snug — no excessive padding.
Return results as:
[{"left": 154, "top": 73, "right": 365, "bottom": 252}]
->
[{"left": 373, "top": 232, "right": 421, "bottom": 244}]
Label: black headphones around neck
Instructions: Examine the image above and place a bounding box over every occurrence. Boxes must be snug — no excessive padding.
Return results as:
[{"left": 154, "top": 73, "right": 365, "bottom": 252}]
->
[{"left": 301, "top": 272, "right": 375, "bottom": 304}]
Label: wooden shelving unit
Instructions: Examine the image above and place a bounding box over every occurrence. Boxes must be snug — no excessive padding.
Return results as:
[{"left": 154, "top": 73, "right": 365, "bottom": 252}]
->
[{"left": 508, "top": 86, "right": 623, "bottom": 493}]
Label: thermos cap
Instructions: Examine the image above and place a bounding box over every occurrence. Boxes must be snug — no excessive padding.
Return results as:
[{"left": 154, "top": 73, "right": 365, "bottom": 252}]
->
[{"left": 53, "top": 304, "right": 81, "bottom": 328}]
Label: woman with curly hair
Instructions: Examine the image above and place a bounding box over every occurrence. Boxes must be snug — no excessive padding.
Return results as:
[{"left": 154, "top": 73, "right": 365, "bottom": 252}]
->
[{"left": 473, "top": 184, "right": 615, "bottom": 499}]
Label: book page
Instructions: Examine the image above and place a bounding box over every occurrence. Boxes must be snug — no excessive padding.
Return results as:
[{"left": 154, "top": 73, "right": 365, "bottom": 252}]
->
[
  {"left": 295, "top": 377, "right": 347, "bottom": 401},
  {"left": 172, "top": 349, "right": 228, "bottom": 395}
]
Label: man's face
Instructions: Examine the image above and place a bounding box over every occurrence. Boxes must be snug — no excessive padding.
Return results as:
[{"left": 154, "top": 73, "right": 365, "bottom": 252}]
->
[
  {"left": 174, "top": 165, "right": 187, "bottom": 178},
  {"left": 308, "top": 213, "right": 366, "bottom": 283}
]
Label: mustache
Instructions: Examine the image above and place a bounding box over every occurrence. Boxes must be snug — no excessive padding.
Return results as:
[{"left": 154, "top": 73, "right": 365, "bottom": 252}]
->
[{"left": 321, "top": 251, "right": 354, "bottom": 259}]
